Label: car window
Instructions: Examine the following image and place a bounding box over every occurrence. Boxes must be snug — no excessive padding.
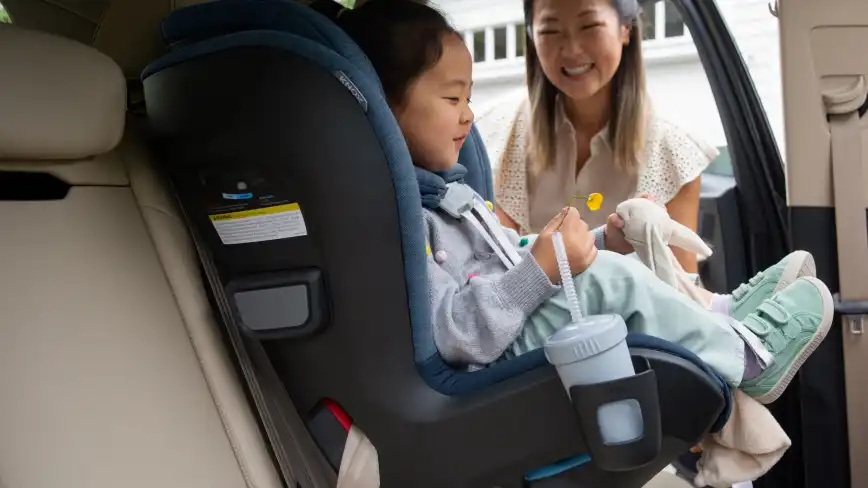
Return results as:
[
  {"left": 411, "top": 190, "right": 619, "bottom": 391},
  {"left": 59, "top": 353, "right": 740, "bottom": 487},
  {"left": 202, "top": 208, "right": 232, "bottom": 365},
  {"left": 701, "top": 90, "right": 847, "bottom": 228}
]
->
[{"left": 1, "top": 2, "right": 11, "bottom": 23}]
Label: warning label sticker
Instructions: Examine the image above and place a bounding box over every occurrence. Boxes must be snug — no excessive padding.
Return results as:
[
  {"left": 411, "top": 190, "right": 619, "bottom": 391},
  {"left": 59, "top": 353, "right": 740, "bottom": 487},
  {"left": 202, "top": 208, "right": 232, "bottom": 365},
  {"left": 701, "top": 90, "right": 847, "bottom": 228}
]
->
[{"left": 208, "top": 203, "right": 307, "bottom": 245}]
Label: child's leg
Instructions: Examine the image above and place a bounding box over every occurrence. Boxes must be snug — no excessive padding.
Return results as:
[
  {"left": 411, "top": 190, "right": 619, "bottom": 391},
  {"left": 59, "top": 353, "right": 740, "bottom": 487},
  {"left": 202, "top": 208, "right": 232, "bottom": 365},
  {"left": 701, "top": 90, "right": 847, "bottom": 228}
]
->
[
  {"left": 515, "top": 251, "right": 747, "bottom": 385},
  {"left": 518, "top": 250, "right": 833, "bottom": 403},
  {"left": 684, "top": 250, "right": 817, "bottom": 317},
  {"left": 628, "top": 250, "right": 815, "bottom": 318}
]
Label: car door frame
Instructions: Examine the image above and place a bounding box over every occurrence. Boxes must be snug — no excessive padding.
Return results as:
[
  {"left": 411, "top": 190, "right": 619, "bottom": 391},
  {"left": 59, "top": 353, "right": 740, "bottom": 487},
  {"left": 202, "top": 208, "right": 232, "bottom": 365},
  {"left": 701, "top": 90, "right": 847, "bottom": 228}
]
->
[{"left": 664, "top": 2, "right": 838, "bottom": 488}]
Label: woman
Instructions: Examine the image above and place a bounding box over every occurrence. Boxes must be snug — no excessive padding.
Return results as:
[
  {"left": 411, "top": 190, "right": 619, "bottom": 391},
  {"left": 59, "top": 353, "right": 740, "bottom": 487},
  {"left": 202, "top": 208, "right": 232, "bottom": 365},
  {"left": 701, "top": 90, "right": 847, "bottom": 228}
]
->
[{"left": 482, "top": 0, "right": 718, "bottom": 273}]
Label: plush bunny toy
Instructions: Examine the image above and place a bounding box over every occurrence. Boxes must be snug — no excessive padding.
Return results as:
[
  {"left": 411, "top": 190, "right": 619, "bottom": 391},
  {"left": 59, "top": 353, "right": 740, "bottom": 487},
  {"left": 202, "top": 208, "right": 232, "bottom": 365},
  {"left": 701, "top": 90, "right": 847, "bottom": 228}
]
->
[{"left": 615, "top": 197, "right": 713, "bottom": 307}]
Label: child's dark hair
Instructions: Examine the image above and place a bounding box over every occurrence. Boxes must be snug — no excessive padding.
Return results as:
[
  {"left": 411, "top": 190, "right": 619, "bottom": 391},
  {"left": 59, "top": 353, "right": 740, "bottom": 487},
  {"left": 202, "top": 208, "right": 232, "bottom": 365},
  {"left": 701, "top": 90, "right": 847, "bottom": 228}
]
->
[{"left": 336, "top": 0, "right": 460, "bottom": 106}]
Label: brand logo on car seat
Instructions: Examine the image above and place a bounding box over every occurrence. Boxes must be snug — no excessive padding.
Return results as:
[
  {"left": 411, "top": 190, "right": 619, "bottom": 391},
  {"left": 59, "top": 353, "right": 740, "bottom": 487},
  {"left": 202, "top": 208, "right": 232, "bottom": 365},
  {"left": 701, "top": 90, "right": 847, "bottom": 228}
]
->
[{"left": 334, "top": 71, "right": 368, "bottom": 112}]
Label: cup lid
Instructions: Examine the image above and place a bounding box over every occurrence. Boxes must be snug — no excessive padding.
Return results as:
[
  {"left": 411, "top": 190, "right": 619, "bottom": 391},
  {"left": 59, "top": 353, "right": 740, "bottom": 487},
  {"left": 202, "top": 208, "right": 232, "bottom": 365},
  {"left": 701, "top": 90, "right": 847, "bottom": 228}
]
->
[{"left": 544, "top": 314, "right": 628, "bottom": 366}]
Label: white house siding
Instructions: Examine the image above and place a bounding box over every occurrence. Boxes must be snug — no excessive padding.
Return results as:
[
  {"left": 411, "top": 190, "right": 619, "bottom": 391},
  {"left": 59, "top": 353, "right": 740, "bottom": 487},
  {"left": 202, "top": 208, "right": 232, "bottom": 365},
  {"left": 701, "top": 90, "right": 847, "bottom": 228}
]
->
[
  {"left": 715, "top": 0, "right": 786, "bottom": 156},
  {"left": 433, "top": 0, "right": 785, "bottom": 161}
]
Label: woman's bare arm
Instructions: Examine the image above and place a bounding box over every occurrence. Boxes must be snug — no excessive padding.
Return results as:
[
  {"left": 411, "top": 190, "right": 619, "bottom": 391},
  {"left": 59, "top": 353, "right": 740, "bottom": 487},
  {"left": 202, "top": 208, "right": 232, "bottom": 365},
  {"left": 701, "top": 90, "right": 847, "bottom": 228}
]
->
[
  {"left": 496, "top": 206, "right": 521, "bottom": 232},
  {"left": 666, "top": 176, "right": 702, "bottom": 273}
]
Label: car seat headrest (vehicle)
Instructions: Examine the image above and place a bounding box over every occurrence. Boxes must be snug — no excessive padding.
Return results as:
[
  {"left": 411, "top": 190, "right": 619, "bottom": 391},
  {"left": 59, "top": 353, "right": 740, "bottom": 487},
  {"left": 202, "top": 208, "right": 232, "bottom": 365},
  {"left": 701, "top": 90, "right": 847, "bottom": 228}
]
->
[{"left": 0, "top": 25, "right": 126, "bottom": 161}]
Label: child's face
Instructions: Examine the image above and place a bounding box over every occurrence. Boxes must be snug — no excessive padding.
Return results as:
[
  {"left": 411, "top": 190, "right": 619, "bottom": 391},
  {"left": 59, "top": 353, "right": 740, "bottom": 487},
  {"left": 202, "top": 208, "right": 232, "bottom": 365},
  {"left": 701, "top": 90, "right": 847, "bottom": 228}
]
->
[{"left": 394, "top": 33, "right": 474, "bottom": 172}]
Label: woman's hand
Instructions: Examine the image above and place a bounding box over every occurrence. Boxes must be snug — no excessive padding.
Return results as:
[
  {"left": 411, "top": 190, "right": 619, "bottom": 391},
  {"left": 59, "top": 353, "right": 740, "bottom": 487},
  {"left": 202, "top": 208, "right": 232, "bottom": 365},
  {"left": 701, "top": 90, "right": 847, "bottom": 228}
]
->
[{"left": 531, "top": 207, "right": 598, "bottom": 283}]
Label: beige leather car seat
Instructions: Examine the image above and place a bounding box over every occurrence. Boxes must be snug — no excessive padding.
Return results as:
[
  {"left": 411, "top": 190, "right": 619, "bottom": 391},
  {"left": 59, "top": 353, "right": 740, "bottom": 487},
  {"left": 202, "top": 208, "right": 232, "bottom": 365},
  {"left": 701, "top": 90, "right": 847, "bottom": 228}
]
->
[{"left": 0, "top": 23, "right": 281, "bottom": 488}]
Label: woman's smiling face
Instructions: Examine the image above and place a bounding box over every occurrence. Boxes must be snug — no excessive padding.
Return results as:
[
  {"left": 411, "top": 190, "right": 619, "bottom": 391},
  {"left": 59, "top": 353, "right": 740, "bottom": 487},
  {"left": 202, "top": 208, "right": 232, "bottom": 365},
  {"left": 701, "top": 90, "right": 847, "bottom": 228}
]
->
[{"left": 531, "top": 0, "right": 631, "bottom": 102}]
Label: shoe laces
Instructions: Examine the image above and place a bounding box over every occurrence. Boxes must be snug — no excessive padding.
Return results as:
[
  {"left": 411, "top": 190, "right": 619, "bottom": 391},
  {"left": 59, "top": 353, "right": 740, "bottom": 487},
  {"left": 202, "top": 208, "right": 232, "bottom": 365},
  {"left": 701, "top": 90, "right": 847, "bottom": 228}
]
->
[{"left": 733, "top": 271, "right": 765, "bottom": 300}]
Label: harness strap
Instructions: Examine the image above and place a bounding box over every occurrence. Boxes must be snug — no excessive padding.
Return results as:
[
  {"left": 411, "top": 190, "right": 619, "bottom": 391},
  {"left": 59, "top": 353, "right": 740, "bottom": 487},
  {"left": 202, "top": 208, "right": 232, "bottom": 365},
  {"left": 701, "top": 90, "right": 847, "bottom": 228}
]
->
[{"left": 439, "top": 182, "right": 521, "bottom": 269}]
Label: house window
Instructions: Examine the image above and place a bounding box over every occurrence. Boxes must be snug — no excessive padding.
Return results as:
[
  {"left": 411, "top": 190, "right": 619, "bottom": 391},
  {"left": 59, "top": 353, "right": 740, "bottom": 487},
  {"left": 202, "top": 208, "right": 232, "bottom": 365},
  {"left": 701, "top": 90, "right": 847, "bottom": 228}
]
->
[
  {"left": 467, "top": 22, "right": 527, "bottom": 64},
  {"left": 472, "top": 30, "right": 486, "bottom": 62},
  {"left": 665, "top": 3, "right": 685, "bottom": 38},
  {"left": 641, "top": 3, "right": 656, "bottom": 41},
  {"left": 642, "top": 0, "right": 685, "bottom": 42},
  {"left": 515, "top": 23, "right": 526, "bottom": 57},
  {"left": 494, "top": 26, "right": 507, "bottom": 60}
]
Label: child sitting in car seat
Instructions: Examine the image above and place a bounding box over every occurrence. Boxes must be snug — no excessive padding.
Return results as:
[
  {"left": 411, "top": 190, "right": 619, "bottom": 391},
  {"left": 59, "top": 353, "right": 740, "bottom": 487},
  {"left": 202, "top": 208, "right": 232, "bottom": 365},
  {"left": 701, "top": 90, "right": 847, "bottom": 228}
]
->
[{"left": 337, "top": 0, "right": 832, "bottom": 404}]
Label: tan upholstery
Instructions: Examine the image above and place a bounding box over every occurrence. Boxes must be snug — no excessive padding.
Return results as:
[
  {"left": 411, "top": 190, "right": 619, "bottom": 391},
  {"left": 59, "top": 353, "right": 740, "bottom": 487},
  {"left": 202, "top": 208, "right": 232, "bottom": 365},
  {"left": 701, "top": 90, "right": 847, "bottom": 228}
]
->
[
  {"left": 123, "top": 118, "right": 284, "bottom": 488},
  {"left": 92, "top": 0, "right": 207, "bottom": 78},
  {"left": 0, "top": 24, "right": 126, "bottom": 160},
  {"left": 780, "top": 3, "right": 868, "bottom": 487},
  {"left": 0, "top": 0, "right": 104, "bottom": 45},
  {"left": 0, "top": 25, "right": 281, "bottom": 488},
  {"left": 2, "top": 0, "right": 208, "bottom": 79}
]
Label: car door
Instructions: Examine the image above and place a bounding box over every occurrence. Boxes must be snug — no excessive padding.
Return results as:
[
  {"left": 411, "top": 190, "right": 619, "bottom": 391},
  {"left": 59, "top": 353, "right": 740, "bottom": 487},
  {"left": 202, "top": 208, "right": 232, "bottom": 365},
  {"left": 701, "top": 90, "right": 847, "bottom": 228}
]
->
[{"left": 779, "top": 1, "right": 868, "bottom": 487}]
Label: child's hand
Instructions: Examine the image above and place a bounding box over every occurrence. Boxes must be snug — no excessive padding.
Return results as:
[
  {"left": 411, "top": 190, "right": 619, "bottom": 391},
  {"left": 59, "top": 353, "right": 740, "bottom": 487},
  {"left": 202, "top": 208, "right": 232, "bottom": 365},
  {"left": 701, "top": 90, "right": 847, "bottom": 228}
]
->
[
  {"left": 604, "top": 193, "right": 657, "bottom": 255},
  {"left": 532, "top": 207, "right": 598, "bottom": 283}
]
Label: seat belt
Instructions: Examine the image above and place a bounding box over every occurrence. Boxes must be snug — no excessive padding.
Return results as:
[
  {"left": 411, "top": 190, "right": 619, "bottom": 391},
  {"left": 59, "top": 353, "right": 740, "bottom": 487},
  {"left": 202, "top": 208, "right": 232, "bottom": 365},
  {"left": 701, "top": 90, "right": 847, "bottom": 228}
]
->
[
  {"left": 823, "top": 74, "right": 868, "bottom": 488},
  {"left": 824, "top": 75, "right": 868, "bottom": 310},
  {"left": 472, "top": 198, "right": 523, "bottom": 264},
  {"left": 168, "top": 180, "right": 335, "bottom": 488}
]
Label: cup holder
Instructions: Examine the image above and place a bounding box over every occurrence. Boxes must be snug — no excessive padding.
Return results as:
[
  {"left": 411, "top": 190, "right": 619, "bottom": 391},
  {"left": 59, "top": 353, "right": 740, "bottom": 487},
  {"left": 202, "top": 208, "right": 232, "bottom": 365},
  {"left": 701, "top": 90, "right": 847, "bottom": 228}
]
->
[{"left": 569, "top": 356, "right": 662, "bottom": 472}]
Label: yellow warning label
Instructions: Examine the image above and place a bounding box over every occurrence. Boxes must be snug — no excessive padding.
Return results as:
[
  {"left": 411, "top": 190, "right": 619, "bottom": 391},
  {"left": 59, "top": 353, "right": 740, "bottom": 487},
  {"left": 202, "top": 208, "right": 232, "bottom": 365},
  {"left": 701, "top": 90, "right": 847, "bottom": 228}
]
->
[
  {"left": 208, "top": 203, "right": 301, "bottom": 221},
  {"left": 208, "top": 202, "right": 307, "bottom": 245}
]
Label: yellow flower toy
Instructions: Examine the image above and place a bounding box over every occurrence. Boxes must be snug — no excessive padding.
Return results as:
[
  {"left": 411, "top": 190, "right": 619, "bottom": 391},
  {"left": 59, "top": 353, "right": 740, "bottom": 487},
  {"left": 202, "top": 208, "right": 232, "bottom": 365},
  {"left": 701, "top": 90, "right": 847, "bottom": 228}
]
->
[{"left": 567, "top": 193, "right": 604, "bottom": 212}]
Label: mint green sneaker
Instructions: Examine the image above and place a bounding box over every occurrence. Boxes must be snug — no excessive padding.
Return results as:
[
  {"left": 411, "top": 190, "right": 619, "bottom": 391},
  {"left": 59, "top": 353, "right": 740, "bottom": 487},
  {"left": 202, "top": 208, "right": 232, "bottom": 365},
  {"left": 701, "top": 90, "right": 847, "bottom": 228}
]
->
[
  {"left": 739, "top": 276, "right": 833, "bottom": 404},
  {"left": 731, "top": 250, "right": 816, "bottom": 321}
]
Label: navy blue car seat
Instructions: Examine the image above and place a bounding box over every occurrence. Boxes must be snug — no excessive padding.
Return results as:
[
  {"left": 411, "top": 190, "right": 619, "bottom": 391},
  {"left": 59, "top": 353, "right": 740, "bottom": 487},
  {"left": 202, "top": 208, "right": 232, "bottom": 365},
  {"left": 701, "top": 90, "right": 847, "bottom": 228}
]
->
[{"left": 141, "top": 1, "right": 731, "bottom": 486}]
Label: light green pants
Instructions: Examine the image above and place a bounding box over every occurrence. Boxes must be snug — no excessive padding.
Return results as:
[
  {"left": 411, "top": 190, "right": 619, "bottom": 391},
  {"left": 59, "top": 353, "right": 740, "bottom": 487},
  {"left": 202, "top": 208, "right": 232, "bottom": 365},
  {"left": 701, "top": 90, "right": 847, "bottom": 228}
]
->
[{"left": 510, "top": 250, "right": 746, "bottom": 386}]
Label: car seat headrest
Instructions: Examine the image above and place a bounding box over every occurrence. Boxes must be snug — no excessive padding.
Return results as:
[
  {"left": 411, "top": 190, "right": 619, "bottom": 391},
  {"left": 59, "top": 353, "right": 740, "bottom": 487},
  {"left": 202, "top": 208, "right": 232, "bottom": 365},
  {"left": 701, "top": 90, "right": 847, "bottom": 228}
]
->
[{"left": 0, "top": 25, "right": 127, "bottom": 161}]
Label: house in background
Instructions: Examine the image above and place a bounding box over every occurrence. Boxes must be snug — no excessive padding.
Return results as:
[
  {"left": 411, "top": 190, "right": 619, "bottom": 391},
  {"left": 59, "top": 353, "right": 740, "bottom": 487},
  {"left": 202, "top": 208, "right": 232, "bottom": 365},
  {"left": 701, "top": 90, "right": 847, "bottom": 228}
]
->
[{"left": 432, "top": 0, "right": 786, "bottom": 172}]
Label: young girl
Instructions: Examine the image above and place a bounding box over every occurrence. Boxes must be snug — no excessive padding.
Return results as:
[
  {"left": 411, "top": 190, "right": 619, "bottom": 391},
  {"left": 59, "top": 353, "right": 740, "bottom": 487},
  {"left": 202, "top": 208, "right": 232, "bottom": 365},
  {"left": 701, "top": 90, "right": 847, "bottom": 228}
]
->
[{"left": 337, "top": 0, "right": 832, "bottom": 404}]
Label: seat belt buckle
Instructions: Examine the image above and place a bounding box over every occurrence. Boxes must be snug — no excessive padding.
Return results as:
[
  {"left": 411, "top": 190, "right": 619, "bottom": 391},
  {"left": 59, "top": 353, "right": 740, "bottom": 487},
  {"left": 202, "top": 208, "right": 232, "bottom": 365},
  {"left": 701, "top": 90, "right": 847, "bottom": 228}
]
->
[
  {"left": 439, "top": 183, "right": 477, "bottom": 219},
  {"left": 833, "top": 293, "right": 868, "bottom": 335}
]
